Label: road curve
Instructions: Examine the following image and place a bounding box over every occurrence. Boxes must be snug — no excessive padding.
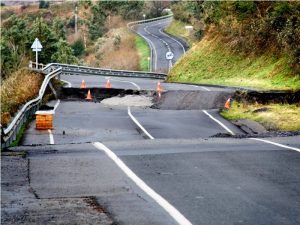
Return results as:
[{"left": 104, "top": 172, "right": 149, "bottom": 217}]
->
[{"left": 133, "top": 17, "right": 188, "bottom": 73}]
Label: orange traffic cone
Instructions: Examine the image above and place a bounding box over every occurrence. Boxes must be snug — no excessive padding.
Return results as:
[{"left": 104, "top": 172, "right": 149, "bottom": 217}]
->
[
  {"left": 106, "top": 79, "right": 111, "bottom": 88},
  {"left": 80, "top": 80, "right": 86, "bottom": 89},
  {"left": 156, "top": 81, "right": 162, "bottom": 92},
  {"left": 85, "top": 89, "right": 92, "bottom": 101},
  {"left": 224, "top": 98, "right": 231, "bottom": 109}
]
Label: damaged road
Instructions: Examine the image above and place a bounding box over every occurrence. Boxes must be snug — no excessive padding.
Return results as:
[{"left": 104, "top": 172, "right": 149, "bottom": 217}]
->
[{"left": 2, "top": 82, "right": 300, "bottom": 225}]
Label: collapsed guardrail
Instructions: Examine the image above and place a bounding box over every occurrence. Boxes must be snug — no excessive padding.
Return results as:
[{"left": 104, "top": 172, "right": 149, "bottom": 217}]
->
[
  {"left": 1, "top": 68, "right": 62, "bottom": 148},
  {"left": 42, "top": 63, "right": 167, "bottom": 79}
]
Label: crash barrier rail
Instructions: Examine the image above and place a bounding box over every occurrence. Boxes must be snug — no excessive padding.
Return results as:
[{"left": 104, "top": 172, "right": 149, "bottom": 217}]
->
[
  {"left": 127, "top": 14, "right": 173, "bottom": 72},
  {"left": 1, "top": 68, "right": 62, "bottom": 148},
  {"left": 30, "top": 61, "right": 45, "bottom": 70},
  {"left": 42, "top": 63, "right": 167, "bottom": 79}
]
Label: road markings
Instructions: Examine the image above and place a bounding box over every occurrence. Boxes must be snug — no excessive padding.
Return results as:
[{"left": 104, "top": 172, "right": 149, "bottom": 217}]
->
[
  {"left": 93, "top": 142, "right": 193, "bottom": 225},
  {"left": 128, "top": 107, "right": 155, "bottom": 139},
  {"left": 158, "top": 27, "right": 186, "bottom": 54},
  {"left": 61, "top": 79, "right": 72, "bottom": 87},
  {"left": 107, "top": 77, "right": 141, "bottom": 90},
  {"left": 249, "top": 138, "right": 300, "bottom": 153},
  {"left": 48, "top": 129, "right": 54, "bottom": 145},
  {"left": 143, "top": 26, "right": 158, "bottom": 71},
  {"left": 53, "top": 99, "right": 60, "bottom": 111},
  {"left": 202, "top": 110, "right": 235, "bottom": 135},
  {"left": 190, "top": 85, "right": 210, "bottom": 91},
  {"left": 47, "top": 99, "right": 60, "bottom": 145}
]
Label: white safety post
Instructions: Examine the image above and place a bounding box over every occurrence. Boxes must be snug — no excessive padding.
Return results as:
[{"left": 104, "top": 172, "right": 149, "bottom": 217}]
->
[{"left": 31, "top": 38, "right": 43, "bottom": 69}]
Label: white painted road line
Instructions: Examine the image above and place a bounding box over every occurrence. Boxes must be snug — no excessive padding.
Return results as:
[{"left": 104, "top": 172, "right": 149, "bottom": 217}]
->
[
  {"left": 53, "top": 99, "right": 60, "bottom": 111},
  {"left": 128, "top": 107, "right": 155, "bottom": 140},
  {"left": 202, "top": 110, "right": 235, "bottom": 135},
  {"left": 93, "top": 142, "right": 193, "bottom": 225},
  {"left": 48, "top": 129, "right": 54, "bottom": 145},
  {"left": 108, "top": 78, "right": 141, "bottom": 90},
  {"left": 143, "top": 26, "right": 158, "bottom": 71},
  {"left": 158, "top": 26, "right": 186, "bottom": 54},
  {"left": 61, "top": 79, "right": 72, "bottom": 87},
  {"left": 249, "top": 138, "right": 300, "bottom": 153},
  {"left": 190, "top": 85, "right": 210, "bottom": 91}
]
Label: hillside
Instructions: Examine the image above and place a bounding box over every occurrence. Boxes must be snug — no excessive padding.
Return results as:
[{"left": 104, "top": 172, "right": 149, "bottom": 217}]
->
[
  {"left": 167, "top": 1, "right": 300, "bottom": 91},
  {"left": 168, "top": 30, "right": 299, "bottom": 90}
]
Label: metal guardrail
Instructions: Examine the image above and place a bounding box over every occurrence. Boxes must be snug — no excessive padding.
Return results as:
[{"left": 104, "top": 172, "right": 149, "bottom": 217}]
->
[
  {"left": 1, "top": 68, "right": 62, "bottom": 148},
  {"left": 43, "top": 63, "right": 167, "bottom": 79},
  {"left": 1, "top": 15, "right": 171, "bottom": 148}
]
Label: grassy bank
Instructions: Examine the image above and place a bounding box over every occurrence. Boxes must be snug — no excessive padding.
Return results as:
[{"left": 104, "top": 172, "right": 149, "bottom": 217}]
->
[
  {"left": 168, "top": 35, "right": 300, "bottom": 91},
  {"left": 0, "top": 68, "right": 44, "bottom": 126},
  {"left": 135, "top": 35, "right": 150, "bottom": 71},
  {"left": 221, "top": 102, "right": 300, "bottom": 131}
]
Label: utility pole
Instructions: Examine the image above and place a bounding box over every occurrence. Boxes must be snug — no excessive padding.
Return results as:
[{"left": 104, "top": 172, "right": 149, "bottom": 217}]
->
[{"left": 75, "top": 6, "right": 78, "bottom": 34}]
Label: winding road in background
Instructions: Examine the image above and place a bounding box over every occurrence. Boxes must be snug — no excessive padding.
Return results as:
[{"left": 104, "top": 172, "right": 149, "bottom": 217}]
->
[
  {"left": 133, "top": 17, "right": 188, "bottom": 73},
  {"left": 2, "top": 17, "right": 300, "bottom": 225}
]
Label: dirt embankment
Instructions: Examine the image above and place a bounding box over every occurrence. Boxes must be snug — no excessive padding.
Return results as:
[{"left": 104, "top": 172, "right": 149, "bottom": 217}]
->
[{"left": 234, "top": 90, "right": 300, "bottom": 105}]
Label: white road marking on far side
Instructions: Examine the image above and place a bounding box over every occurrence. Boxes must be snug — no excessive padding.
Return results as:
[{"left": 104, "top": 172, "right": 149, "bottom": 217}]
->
[
  {"left": 190, "top": 85, "right": 210, "bottom": 91},
  {"left": 128, "top": 107, "right": 154, "bottom": 139},
  {"left": 93, "top": 142, "right": 193, "bottom": 225},
  {"left": 48, "top": 129, "right": 54, "bottom": 145},
  {"left": 61, "top": 79, "right": 72, "bottom": 87},
  {"left": 108, "top": 78, "right": 141, "bottom": 90},
  {"left": 202, "top": 110, "right": 235, "bottom": 135},
  {"left": 249, "top": 138, "right": 300, "bottom": 153}
]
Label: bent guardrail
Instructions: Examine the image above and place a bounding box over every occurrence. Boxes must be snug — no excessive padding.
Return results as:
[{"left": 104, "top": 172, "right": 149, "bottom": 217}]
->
[
  {"left": 42, "top": 63, "right": 167, "bottom": 79},
  {"left": 1, "top": 68, "right": 62, "bottom": 148}
]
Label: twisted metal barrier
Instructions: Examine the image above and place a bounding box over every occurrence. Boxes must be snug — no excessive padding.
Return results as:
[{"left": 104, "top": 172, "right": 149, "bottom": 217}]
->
[
  {"left": 1, "top": 68, "right": 62, "bottom": 148},
  {"left": 1, "top": 15, "right": 171, "bottom": 148},
  {"left": 42, "top": 63, "right": 167, "bottom": 79}
]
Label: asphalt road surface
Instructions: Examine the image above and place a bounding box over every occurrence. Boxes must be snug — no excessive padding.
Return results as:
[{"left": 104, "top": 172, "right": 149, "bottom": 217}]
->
[
  {"left": 2, "top": 18, "right": 300, "bottom": 225},
  {"left": 133, "top": 17, "right": 187, "bottom": 73}
]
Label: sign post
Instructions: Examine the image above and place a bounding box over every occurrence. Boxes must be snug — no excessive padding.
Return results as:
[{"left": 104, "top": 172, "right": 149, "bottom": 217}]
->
[{"left": 31, "top": 38, "right": 43, "bottom": 69}]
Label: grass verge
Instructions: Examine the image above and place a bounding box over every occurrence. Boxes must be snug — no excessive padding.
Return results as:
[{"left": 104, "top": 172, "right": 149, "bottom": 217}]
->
[
  {"left": 220, "top": 101, "right": 300, "bottom": 131},
  {"left": 9, "top": 116, "right": 33, "bottom": 148},
  {"left": 168, "top": 35, "right": 300, "bottom": 91},
  {"left": 135, "top": 35, "right": 150, "bottom": 71}
]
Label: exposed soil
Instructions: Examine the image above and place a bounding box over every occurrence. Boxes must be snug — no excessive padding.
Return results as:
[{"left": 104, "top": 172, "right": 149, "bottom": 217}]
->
[{"left": 152, "top": 90, "right": 233, "bottom": 110}]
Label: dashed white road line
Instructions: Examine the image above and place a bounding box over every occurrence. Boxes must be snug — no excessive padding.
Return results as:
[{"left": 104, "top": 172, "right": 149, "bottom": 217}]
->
[
  {"left": 249, "top": 138, "right": 300, "bottom": 153},
  {"left": 202, "top": 110, "right": 235, "bottom": 135},
  {"left": 93, "top": 142, "right": 193, "bottom": 225},
  {"left": 158, "top": 27, "right": 186, "bottom": 54},
  {"left": 128, "top": 107, "right": 154, "bottom": 139},
  {"left": 48, "top": 129, "right": 54, "bottom": 145}
]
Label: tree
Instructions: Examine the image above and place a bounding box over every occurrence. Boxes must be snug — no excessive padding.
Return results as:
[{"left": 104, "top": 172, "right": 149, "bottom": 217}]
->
[
  {"left": 71, "top": 39, "right": 85, "bottom": 57},
  {"left": 30, "top": 17, "right": 59, "bottom": 64},
  {"left": 52, "top": 17, "right": 66, "bottom": 39},
  {"left": 88, "top": 2, "right": 107, "bottom": 40},
  {"left": 51, "top": 39, "right": 78, "bottom": 64},
  {"left": 39, "top": 0, "right": 49, "bottom": 9},
  {"left": 1, "top": 15, "right": 30, "bottom": 77}
]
